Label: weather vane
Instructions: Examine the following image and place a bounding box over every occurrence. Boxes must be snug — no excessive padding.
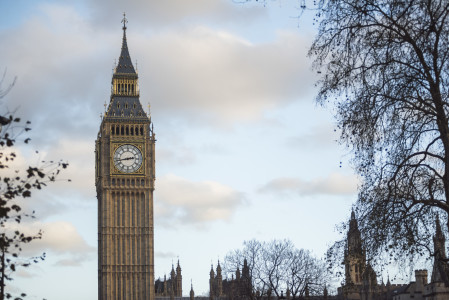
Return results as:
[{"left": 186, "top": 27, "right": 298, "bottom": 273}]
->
[{"left": 122, "top": 12, "right": 128, "bottom": 30}]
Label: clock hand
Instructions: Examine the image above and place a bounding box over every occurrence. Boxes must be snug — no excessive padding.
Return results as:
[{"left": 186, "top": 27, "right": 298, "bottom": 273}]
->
[{"left": 115, "top": 156, "right": 134, "bottom": 162}]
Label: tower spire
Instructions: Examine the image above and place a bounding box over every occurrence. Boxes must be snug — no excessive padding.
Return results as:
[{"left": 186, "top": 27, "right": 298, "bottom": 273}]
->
[
  {"left": 105, "top": 15, "right": 146, "bottom": 118},
  {"left": 115, "top": 12, "right": 136, "bottom": 75}
]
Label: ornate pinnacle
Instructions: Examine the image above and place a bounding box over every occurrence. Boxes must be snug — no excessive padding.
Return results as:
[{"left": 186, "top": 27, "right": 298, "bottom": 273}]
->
[{"left": 122, "top": 12, "right": 128, "bottom": 31}]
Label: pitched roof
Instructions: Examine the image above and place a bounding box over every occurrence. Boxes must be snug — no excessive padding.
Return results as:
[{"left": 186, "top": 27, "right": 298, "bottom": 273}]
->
[{"left": 105, "top": 96, "right": 147, "bottom": 120}]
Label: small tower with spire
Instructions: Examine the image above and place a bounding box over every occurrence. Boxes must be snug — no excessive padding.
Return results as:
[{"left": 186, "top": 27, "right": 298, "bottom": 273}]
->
[
  {"left": 241, "top": 258, "right": 252, "bottom": 296},
  {"left": 171, "top": 263, "right": 176, "bottom": 282},
  {"left": 216, "top": 261, "right": 223, "bottom": 297},
  {"left": 169, "top": 263, "right": 177, "bottom": 296},
  {"left": 190, "top": 281, "right": 195, "bottom": 300},
  {"left": 163, "top": 274, "right": 168, "bottom": 296},
  {"left": 242, "top": 258, "right": 250, "bottom": 279},
  {"left": 176, "top": 260, "right": 183, "bottom": 297},
  {"left": 210, "top": 264, "right": 215, "bottom": 300},
  {"left": 431, "top": 215, "right": 449, "bottom": 283},
  {"left": 344, "top": 210, "right": 366, "bottom": 285}
]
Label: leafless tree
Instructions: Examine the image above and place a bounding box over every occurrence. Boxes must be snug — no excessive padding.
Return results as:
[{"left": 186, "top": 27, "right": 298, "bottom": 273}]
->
[
  {"left": 224, "top": 239, "right": 329, "bottom": 299},
  {"left": 309, "top": 0, "right": 449, "bottom": 282},
  {"left": 286, "top": 248, "right": 327, "bottom": 298}
]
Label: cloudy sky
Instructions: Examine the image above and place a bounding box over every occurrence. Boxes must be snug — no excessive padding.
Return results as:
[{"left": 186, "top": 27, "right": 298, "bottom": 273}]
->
[{"left": 1, "top": 1, "right": 360, "bottom": 299}]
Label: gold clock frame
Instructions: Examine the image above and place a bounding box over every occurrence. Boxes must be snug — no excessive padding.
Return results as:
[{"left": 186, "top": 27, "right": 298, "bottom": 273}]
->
[{"left": 110, "top": 142, "right": 145, "bottom": 175}]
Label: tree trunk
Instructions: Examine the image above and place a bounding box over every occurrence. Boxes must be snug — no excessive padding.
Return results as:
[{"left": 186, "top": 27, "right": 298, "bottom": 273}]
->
[{"left": 1, "top": 234, "right": 5, "bottom": 300}]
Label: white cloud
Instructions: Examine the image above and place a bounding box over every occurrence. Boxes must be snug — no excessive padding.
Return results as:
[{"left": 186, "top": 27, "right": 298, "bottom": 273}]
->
[
  {"left": 259, "top": 173, "right": 359, "bottom": 197},
  {"left": 0, "top": 140, "right": 91, "bottom": 219},
  {"left": 155, "top": 174, "right": 245, "bottom": 227},
  {"left": 54, "top": 257, "right": 86, "bottom": 267},
  {"left": 6, "top": 221, "right": 95, "bottom": 259},
  {"left": 15, "top": 268, "right": 40, "bottom": 279},
  {"left": 140, "top": 27, "right": 315, "bottom": 126},
  {"left": 0, "top": 4, "right": 109, "bottom": 147},
  {"left": 6, "top": 138, "right": 93, "bottom": 194},
  {"left": 0, "top": 1, "right": 315, "bottom": 147},
  {"left": 39, "top": 138, "right": 95, "bottom": 196}
]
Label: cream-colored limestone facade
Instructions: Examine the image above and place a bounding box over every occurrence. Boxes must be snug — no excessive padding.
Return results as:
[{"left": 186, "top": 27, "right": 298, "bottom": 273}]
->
[{"left": 96, "top": 15, "right": 155, "bottom": 300}]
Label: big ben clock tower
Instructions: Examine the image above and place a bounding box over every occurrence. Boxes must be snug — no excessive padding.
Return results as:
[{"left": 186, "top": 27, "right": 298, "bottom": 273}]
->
[{"left": 96, "top": 15, "right": 155, "bottom": 300}]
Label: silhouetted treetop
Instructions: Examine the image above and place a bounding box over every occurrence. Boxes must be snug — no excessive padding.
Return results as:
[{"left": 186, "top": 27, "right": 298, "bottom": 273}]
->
[{"left": 309, "top": 0, "right": 449, "bottom": 279}]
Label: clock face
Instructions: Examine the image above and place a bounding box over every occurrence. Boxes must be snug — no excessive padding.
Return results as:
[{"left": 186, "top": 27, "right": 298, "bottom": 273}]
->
[{"left": 113, "top": 144, "right": 143, "bottom": 173}]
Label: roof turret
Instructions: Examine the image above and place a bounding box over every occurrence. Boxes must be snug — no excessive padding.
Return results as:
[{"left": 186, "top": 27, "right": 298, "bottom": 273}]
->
[
  {"left": 177, "top": 259, "right": 182, "bottom": 274},
  {"left": 216, "top": 260, "right": 222, "bottom": 274},
  {"left": 347, "top": 210, "right": 362, "bottom": 253},
  {"left": 190, "top": 281, "right": 194, "bottom": 300},
  {"left": 349, "top": 209, "right": 358, "bottom": 231},
  {"left": 431, "top": 214, "right": 448, "bottom": 283},
  {"left": 171, "top": 264, "right": 176, "bottom": 279}
]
